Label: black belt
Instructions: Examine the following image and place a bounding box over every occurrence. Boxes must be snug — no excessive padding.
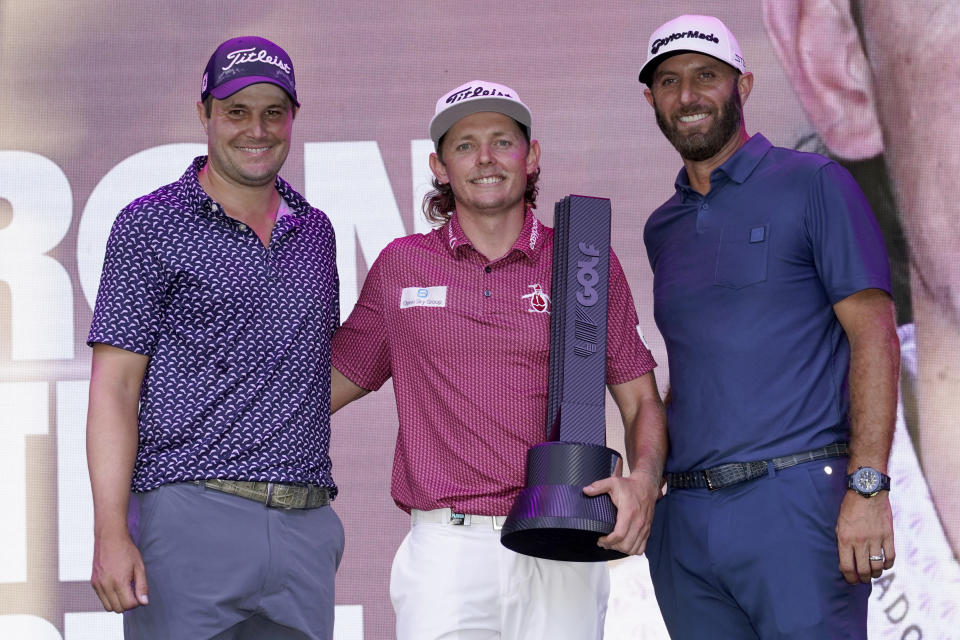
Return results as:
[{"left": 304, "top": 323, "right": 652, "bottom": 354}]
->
[{"left": 665, "top": 442, "right": 850, "bottom": 491}]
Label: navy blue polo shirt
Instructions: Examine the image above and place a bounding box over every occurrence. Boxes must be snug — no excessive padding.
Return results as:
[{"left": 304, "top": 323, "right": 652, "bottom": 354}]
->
[
  {"left": 644, "top": 135, "right": 891, "bottom": 472},
  {"left": 89, "top": 157, "right": 340, "bottom": 493}
]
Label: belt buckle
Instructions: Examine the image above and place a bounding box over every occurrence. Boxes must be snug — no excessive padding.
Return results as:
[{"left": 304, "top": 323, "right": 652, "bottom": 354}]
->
[
  {"left": 450, "top": 511, "right": 470, "bottom": 525},
  {"left": 703, "top": 470, "right": 719, "bottom": 491},
  {"left": 264, "top": 482, "right": 277, "bottom": 507}
]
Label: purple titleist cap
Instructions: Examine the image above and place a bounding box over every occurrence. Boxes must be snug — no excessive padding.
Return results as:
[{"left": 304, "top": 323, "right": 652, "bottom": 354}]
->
[{"left": 200, "top": 36, "right": 299, "bottom": 106}]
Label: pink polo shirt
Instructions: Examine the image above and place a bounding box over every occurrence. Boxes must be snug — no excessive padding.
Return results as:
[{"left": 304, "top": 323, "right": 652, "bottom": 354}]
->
[{"left": 332, "top": 211, "right": 656, "bottom": 515}]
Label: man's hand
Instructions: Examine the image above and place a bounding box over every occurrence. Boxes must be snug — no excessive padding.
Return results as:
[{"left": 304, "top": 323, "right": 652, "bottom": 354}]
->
[
  {"left": 86, "top": 343, "right": 149, "bottom": 612},
  {"left": 592, "top": 372, "right": 667, "bottom": 556},
  {"left": 91, "top": 529, "right": 149, "bottom": 613},
  {"left": 836, "top": 491, "right": 895, "bottom": 584},
  {"left": 583, "top": 463, "right": 662, "bottom": 556}
]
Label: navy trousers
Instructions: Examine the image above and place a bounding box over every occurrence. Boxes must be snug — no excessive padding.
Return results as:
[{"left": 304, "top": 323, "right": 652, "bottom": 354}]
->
[{"left": 647, "top": 459, "right": 869, "bottom": 639}]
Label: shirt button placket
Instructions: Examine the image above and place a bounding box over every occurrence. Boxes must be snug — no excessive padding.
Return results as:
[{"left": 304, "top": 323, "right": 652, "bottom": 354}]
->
[
  {"left": 696, "top": 199, "right": 710, "bottom": 233},
  {"left": 481, "top": 264, "right": 493, "bottom": 312}
]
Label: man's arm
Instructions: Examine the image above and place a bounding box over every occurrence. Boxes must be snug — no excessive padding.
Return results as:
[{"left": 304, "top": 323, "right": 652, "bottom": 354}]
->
[
  {"left": 833, "top": 288, "right": 900, "bottom": 583},
  {"left": 912, "top": 290, "right": 960, "bottom": 559},
  {"left": 331, "top": 366, "right": 371, "bottom": 414},
  {"left": 87, "top": 343, "right": 150, "bottom": 612},
  {"left": 583, "top": 371, "right": 667, "bottom": 555}
]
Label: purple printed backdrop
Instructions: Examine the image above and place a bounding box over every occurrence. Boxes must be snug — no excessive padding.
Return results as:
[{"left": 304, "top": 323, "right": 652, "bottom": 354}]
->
[{"left": 1, "top": 1, "right": 958, "bottom": 638}]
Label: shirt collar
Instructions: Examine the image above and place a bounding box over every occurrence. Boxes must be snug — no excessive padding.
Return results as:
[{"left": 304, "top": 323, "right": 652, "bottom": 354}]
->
[
  {"left": 673, "top": 133, "right": 773, "bottom": 198},
  {"left": 443, "top": 208, "right": 544, "bottom": 262},
  {"left": 177, "top": 156, "right": 313, "bottom": 218}
]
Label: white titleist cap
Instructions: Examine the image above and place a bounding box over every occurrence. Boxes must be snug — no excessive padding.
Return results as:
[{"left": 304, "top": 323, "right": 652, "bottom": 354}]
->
[
  {"left": 638, "top": 15, "right": 746, "bottom": 86},
  {"left": 429, "top": 80, "right": 532, "bottom": 150}
]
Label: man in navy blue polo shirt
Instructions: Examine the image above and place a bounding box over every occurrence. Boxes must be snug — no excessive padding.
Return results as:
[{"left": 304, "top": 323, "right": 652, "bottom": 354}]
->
[
  {"left": 638, "top": 15, "right": 900, "bottom": 639},
  {"left": 85, "top": 37, "right": 342, "bottom": 639}
]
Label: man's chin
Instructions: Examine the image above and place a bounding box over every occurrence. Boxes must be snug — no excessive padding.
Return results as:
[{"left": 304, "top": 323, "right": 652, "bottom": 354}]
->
[
  {"left": 473, "top": 200, "right": 509, "bottom": 212},
  {"left": 235, "top": 165, "right": 283, "bottom": 187},
  {"left": 467, "top": 196, "right": 526, "bottom": 215},
  {"left": 672, "top": 138, "right": 717, "bottom": 162},
  {"left": 679, "top": 147, "right": 720, "bottom": 162}
]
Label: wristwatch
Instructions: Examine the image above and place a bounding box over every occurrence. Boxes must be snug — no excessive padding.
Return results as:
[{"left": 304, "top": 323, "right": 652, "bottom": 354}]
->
[{"left": 846, "top": 466, "right": 891, "bottom": 497}]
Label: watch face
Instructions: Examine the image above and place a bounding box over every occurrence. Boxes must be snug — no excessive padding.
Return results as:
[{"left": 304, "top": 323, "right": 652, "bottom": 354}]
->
[{"left": 854, "top": 468, "right": 881, "bottom": 493}]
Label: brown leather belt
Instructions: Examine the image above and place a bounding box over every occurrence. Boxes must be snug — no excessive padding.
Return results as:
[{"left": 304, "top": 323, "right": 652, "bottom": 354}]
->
[{"left": 195, "top": 479, "right": 331, "bottom": 509}]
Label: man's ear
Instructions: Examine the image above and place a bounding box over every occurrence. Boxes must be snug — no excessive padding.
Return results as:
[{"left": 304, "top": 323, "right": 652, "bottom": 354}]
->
[
  {"left": 196, "top": 100, "right": 209, "bottom": 134},
  {"left": 525, "top": 139, "right": 541, "bottom": 176},
  {"left": 429, "top": 152, "right": 448, "bottom": 184},
  {"left": 762, "top": 0, "right": 883, "bottom": 160},
  {"left": 736, "top": 71, "right": 754, "bottom": 107}
]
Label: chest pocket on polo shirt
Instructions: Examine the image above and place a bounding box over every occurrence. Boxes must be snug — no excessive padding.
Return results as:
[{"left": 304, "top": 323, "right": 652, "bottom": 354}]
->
[{"left": 714, "top": 223, "right": 769, "bottom": 289}]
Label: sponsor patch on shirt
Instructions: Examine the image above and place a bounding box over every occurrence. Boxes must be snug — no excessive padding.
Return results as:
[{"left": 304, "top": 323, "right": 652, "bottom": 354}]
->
[
  {"left": 522, "top": 283, "right": 550, "bottom": 313},
  {"left": 400, "top": 286, "right": 448, "bottom": 309}
]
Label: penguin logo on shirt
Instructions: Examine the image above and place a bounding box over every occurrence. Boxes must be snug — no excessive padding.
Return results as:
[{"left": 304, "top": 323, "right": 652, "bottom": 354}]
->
[{"left": 522, "top": 284, "right": 550, "bottom": 313}]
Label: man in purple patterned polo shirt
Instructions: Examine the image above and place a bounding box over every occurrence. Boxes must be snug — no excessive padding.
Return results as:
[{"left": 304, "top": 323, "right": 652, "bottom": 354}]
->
[
  {"left": 331, "top": 80, "right": 666, "bottom": 639},
  {"left": 86, "top": 36, "right": 342, "bottom": 639}
]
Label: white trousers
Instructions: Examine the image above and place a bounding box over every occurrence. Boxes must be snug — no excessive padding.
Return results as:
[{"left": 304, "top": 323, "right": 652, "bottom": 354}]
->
[{"left": 390, "top": 509, "right": 609, "bottom": 640}]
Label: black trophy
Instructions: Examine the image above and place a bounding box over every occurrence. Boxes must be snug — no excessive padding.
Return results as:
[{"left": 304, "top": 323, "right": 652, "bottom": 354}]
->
[{"left": 500, "top": 195, "right": 625, "bottom": 562}]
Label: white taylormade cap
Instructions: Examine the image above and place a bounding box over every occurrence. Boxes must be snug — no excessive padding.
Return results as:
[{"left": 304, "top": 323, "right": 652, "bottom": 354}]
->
[
  {"left": 638, "top": 15, "right": 746, "bottom": 86},
  {"left": 429, "top": 80, "right": 532, "bottom": 150}
]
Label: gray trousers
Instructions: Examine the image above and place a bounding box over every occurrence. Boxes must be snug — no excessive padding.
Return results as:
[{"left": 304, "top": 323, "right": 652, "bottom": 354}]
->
[{"left": 123, "top": 482, "right": 344, "bottom": 640}]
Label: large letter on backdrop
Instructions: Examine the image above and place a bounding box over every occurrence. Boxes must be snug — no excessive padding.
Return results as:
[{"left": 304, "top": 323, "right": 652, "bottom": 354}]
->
[{"left": 0, "top": 152, "right": 73, "bottom": 360}]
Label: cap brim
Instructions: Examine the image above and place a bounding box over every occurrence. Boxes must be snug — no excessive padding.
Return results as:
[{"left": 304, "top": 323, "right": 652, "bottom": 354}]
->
[
  {"left": 430, "top": 97, "right": 531, "bottom": 148},
  {"left": 638, "top": 50, "right": 738, "bottom": 85},
  {"left": 209, "top": 76, "right": 300, "bottom": 106}
]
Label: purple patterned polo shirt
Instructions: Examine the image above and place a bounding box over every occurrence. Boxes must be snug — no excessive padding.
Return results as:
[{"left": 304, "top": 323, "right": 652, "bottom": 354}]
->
[{"left": 88, "top": 156, "right": 340, "bottom": 494}]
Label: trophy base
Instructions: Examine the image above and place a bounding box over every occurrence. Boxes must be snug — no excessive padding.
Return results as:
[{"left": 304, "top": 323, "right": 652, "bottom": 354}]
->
[{"left": 500, "top": 442, "right": 627, "bottom": 562}]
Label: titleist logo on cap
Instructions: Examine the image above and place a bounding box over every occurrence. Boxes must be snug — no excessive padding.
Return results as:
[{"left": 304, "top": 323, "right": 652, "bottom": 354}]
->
[
  {"left": 446, "top": 84, "right": 514, "bottom": 105},
  {"left": 222, "top": 47, "right": 292, "bottom": 74},
  {"left": 651, "top": 30, "right": 720, "bottom": 55}
]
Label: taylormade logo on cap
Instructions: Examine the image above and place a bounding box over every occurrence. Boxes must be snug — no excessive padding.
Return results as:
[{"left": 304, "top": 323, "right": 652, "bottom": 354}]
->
[
  {"left": 430, "top": 80, "right": 533, "bottom": 150},
  {"left": 651, "top": 30, "right": 720, "bottom": 55},
  {"left": 638, "top": 15, "right": 745, "bottom": 86}
]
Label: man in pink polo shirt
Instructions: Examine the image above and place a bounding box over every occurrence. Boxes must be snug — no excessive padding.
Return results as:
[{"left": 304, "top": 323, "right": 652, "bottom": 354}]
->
[{"left": 331, "top": 80, "right": 666, "bottom": 639}]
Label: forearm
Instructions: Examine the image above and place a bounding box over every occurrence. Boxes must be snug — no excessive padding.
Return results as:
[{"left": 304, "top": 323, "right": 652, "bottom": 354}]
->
[
  {"left": 87, "top": 403, "right": 139, "bottom": 536},
  {"left": 626, "top": 403, "right": 667, "bottom": 484},
  {"left": 611, "top": 372, "right": 667, "bottom": 479},
  {"left": 86, "top": 345, "right": 147, "bottom": 537},
  {"left": 845, "top": 306, "right": 900, "bottom": 473}
]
